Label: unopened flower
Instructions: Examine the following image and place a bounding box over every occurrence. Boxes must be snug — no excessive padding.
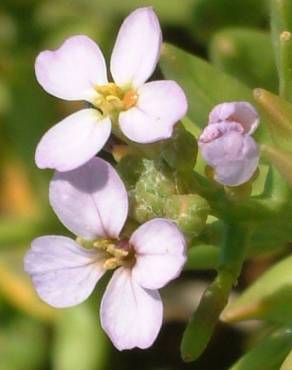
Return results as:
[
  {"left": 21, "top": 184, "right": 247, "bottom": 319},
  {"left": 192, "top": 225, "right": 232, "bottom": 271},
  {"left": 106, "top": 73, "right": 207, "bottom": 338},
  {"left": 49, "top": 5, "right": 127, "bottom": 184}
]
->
[
  {"left": 199, "top": 102, "right": 260, "bottom": 187},
  {"left": 24, "top": 157, "right": 186, "bottom": 350},
  {"left": 35, "top": 7, "right": 187, "bottom": 172}
]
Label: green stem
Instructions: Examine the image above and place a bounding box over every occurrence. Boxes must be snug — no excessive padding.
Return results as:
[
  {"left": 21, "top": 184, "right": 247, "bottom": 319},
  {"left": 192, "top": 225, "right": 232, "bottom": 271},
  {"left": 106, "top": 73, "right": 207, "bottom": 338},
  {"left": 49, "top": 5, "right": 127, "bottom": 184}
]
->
[
  {"left": 219, "top": 223, "right": 250, "bottom": 279},
  {"left": 185, "top": 244, "right": 220, "bottom": 271},
  {"left": 186, "top": 171, "right": 282, "bottom": 223}
]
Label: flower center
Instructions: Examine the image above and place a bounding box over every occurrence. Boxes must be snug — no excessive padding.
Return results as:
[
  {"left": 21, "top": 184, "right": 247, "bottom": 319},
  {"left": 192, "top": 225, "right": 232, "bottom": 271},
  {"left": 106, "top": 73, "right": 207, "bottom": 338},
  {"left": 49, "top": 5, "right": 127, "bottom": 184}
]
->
[
  {"left": 93, "top": 238, "right": 136, "bottom": 270},
  {"left": 94, "top": 83, "right": 138, "bottom": 116}
]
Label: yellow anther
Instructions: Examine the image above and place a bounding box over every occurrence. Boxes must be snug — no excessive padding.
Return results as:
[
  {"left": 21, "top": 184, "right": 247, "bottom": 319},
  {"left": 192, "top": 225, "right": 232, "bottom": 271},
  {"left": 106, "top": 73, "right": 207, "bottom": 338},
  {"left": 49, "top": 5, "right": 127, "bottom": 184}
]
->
[
  {"left": 93, "top": 239, "right": 114, "bottom": 250},
  {"left": 113, "top": 248, "right": 129, "bottom": 258},
  {"left": 77, "top": 236, "right": 133, "bottom": 271},
  {"left": 105, "top": 244, "right": 128, "bottom": 258},
  {"left": 94, "top": 83, "right": 137, "bottom": 115},
  {"left": 96, "top": 83, "right": 123, "bottom": 97},
  {"left": 103, "top": 257, "right": 121, "bottom": 270},
  {"left": 106, "top": 95, "right": 120, "bottom": 103}
]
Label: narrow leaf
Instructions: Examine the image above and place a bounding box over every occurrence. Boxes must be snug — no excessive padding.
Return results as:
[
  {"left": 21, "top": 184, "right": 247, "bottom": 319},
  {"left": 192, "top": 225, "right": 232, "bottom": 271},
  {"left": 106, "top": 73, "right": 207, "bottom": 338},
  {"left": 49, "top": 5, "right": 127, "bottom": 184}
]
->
[
  {"left": 210, "top": 28, "right": 277, "bottom": 91},
  {"left": 229, "top": 328, "right": 292, "bottom": 370},
  {"left": 222, "top": 255, "right": 292, "bottom": 326}
]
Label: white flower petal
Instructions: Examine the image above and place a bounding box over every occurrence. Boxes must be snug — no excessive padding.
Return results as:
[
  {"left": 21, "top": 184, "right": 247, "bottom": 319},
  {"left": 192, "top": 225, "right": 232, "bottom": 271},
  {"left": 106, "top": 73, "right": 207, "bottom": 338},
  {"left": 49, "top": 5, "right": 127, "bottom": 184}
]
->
[
  {"left": 35, "top": 35, "right": 107, "bottom": 101},
  {"left": 49, "top": 157, "right": 128, "bottom": 239},
  {"left": 100, "top": 267, "right": 162, "bottom": 350},
  {"left": 131, "top": 219, "right": 186, "bottom": 290},
  {"left": 35, "top": 109, "right": 111, "bottom": 172},
  {"left": 24, "top": 236, "right": 105, "bottom": 308},
  {"left": 110, "top": 7, "right": 162, "bottom": 88},
  {"left": 119, "top": 80, "right": 187, "bottom": 143}
]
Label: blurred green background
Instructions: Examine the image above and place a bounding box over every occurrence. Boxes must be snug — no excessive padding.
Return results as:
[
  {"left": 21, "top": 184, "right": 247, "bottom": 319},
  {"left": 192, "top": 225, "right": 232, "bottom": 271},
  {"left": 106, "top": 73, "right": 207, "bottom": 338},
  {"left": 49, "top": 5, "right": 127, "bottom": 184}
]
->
[{"left": 0, "top": 0, "right": 279, "bottom": 369}]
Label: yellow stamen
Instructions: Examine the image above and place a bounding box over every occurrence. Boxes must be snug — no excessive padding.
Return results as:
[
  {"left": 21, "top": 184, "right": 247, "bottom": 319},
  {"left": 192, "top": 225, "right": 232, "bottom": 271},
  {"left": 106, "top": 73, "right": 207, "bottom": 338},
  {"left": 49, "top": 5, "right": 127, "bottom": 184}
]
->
[
  {"left": 103, "top": 257, "right": 121, "bottom": 270},
  {"left": 93, "top": 238, "right": 130, "bottom": 271},
  {"left": 95, "top": 83, "right": 123, "bottom": 97}
]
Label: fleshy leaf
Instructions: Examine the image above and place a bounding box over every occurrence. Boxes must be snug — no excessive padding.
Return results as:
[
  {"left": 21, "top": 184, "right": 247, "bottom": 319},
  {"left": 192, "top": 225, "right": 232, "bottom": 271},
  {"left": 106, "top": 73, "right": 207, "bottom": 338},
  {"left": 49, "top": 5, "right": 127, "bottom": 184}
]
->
[
  {"left": 261, "top": 144, "right": 292, "bottom": 188},
  {"left": 181, "top": 270, "right": 233, "bottom": 362},
  {"left": 229, "top": 328, "right": 292, "bottom": 370},
  {"left": 209, "top": 28, "right": 277, "bottom": 91},
  {"left": 181, "top": 223, "right": 248, "bottom": 362},
  {"left": 189, "top": 0, "right": 268, "bottom": 44},
  {"left": 254, "top": 88, "right": 292, "bottom": 152},
  {"left": 222, "top": 255, "right": 292, "bottom": 325}
]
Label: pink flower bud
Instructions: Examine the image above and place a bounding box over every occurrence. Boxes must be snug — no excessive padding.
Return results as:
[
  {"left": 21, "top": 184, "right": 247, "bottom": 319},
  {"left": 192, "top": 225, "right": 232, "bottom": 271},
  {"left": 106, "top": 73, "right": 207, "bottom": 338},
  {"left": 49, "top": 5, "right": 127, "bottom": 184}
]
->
[
  {"left": 199, "top": 102, "right": 260, "bottom": 187},
  {"left": 208, "top": 101, "right": 259, "bottom": 135}
]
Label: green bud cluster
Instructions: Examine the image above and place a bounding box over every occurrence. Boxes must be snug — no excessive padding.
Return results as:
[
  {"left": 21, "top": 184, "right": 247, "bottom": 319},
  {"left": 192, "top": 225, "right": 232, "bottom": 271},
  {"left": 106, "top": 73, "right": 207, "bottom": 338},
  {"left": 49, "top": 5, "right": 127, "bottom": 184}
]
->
[{"left": 118, "top": 155, "right": 209, "bottom": 240}]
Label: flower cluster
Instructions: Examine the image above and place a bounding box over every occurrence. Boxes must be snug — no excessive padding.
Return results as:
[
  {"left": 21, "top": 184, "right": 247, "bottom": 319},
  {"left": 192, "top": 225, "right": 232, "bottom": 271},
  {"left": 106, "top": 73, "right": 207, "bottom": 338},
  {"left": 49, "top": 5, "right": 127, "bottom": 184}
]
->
[{"left": 24, "top": 6, "right": 261, "bottom": 352}]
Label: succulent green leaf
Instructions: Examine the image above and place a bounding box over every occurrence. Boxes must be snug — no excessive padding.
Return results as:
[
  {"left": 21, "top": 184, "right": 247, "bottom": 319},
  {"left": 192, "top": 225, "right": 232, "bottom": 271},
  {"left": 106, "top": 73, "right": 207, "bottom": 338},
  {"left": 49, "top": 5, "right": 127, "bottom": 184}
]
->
[
  {"left": 181, "top": 224, "right": 248, "bottom": 362},
  {"left": 181, "top": 270, "right": 233, "bottom": 362},
  {"left": 261, "top": 144, "right": 292, "bottom": 188},
  {"left": 189, "top": 0, "right": 268, "bottom": 44},
  {"left": 254, "top": 88, "right": 292, "bottom": 151},
  {"left": 229, "top": 328, "right": 292, "bottom": 370},
  {"left": 222, "top": 255, "right": 292, "bottom": 325},
  {"left": 209, "top": 28, "right": 277, "bottom": 91}
]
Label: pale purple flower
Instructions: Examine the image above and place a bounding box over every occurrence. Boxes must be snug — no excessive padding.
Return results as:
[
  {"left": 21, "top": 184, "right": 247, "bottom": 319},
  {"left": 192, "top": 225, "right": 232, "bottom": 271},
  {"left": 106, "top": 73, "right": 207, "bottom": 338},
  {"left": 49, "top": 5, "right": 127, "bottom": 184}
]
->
[
  {"left": 34, "top": 7, "right": 187, "bottom": 172},
  {"left": 24, "top": 157, "right": 186, "bottom": 350},
  {"left": 199, "top": 102, "right": 260, "bottom": 186}
]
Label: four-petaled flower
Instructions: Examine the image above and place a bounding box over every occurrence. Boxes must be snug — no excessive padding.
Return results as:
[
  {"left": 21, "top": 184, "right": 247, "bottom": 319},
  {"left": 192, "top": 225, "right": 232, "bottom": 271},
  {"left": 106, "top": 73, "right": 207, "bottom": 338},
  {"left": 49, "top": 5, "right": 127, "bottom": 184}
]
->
[
  {"left": 35, "top": 7, "right": 187, "bottom": 172},
  {"left": 199, "top": 101, "right": 260, "bottom": 186},
  {"left": 24, "top": 157, "right": 186, "bottom": 350}
]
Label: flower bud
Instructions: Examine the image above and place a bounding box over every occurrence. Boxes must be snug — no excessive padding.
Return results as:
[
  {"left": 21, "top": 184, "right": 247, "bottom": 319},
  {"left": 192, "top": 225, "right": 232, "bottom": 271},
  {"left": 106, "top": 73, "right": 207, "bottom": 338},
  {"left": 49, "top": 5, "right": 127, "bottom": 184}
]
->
[
  {"left": 199, "top": 102, "right": 260, "bottom": 187},
  {"left": 164, "top": 194, "right": 209, "bottom": 239},
  {"left": 120, "top": 158, "right": 178, "bottom": 223},
  {"left": 135, "top": 159, "right": 177, "bottom": 197},
  {"left": 199, "top": 121, "right": 259, "bottom": 186},
  {"left": 208, "top": 101, "right": 259, "bottom": 134}
]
